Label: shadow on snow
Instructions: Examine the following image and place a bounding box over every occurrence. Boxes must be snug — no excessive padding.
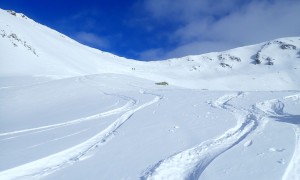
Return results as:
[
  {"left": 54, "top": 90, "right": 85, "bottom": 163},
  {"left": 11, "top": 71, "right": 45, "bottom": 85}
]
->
[{"left": 272, "top": 115, "right": 300, "bottom": 125}]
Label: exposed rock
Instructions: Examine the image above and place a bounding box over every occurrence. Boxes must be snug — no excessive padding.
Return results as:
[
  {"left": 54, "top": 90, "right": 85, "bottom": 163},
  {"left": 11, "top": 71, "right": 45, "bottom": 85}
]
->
[
  {"left": 265, "top": 57, "right": 274, "bottom": 65},
  {"left": 155, "top": 82, "right": 169, "bottom": 86},
  {"left": 220, "top": 62, "right": 232, "bottom": 68},
  {"left": 1, "top": 30, "right": 38, "bottom": 56},
  {"left": 202, "top": 56, "right": 213, "bottom": 61},
  {"left": 218, "top": 54, "right": 241, "bottom": 62},
  {"left": 6, "top": 10, "right": 16, "bottom": 16}
]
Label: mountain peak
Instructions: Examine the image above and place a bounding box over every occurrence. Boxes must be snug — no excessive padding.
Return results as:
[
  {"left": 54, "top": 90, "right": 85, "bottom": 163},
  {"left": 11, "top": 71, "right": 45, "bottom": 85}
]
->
[{"left": 0, "top": 8, "right": 300, "bottom": 90}]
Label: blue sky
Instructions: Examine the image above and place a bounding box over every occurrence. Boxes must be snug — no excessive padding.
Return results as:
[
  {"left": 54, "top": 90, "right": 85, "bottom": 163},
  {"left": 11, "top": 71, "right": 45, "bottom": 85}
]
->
[{"left": 1, "top": 0, "right": 300, "bottom": 61}]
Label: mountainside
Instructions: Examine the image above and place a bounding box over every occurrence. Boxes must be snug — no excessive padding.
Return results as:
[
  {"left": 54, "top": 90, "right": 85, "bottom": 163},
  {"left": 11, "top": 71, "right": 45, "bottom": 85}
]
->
[
  {"left": 1, "top": 9, "right": 300, "bottom": 180},
  {"left": 1, "top": 9, "right": 300, "bottom": 90}
]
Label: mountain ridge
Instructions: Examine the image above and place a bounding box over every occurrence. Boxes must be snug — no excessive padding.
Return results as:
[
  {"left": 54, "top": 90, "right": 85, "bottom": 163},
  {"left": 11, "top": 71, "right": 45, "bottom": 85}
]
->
[
  {"left": 1, "top": 9, "right": 300, "bottom": 90},
  {"left": 1, "top": 9, "right": 300, "bottom": 180}
]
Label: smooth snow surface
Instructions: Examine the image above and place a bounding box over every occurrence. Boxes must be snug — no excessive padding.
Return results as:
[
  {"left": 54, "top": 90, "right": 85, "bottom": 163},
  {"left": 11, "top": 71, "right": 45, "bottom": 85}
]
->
[{"left": 1, "top": 9, "right": 300, "bottom": 180}]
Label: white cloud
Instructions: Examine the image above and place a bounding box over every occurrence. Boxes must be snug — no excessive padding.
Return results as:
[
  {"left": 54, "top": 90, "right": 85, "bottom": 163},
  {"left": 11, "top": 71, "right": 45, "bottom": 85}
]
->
[
  {"left": 136, "top": 0, "right": 300, "bottom": 60},
  {"left": 140, "top": 41, "right": 235, "bottom": 60},
  {"left": 206, "top": 0, "right": 300, "bottom": 44},
  {"left": 142, "top": 0, "right": 243, "bottom": 22},
  {"left": 75, "top": 32, "right": 110, "bottom": 49},
  {"left": 139, "top": 48, "right": 164, "bottom": 60}
]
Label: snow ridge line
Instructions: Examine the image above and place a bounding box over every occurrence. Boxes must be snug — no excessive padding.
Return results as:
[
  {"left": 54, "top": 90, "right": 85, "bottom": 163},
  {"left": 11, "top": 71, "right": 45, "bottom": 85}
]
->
[
  {"left": 0, "top": 94, "right": 162, "bottom": 180},
  {"left": 141, "top": 92, "right": 266, "bottom": 180},
  {"left": 0, "top": 96, "right": 136, "bottom": 137}
]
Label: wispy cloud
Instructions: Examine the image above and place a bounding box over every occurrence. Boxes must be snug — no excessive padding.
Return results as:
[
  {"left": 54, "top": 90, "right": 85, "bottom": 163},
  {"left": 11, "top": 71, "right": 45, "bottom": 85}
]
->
[
  {"left": 56, "top": 9, "right": 109, "bottom": 49},
  {"left": 75, "top": 32, "right": 110, "bottom": 49},
  {"left": 136, "top": 0, "right": 300, "bottom": 60}
]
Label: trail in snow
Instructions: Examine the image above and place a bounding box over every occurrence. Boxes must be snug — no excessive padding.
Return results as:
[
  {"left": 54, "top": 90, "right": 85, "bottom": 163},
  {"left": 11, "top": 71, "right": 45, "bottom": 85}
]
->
[
  {"left": 142, "top": 93, "right": 298, "bottom": 180},
  {"left": 0, "top": 96, "right": 136, "bottom": 137},
  {"left": 282, "top": 125, "right": 300, "bottom": 180},
  {"left": 0, "top": 93, "right": 162, "bottom": 180},
  {"left": 141, "top": 92, "right": 295, "bottom": 180},
  {"left": 141, "top": 92, "right": 262, "bottom": 180},
  {"left": 280, "top": 94, "right": 300, "bottom": 180},
  {"left": 0, "top": 76, "right": 137, "bottom": 138},
  {"left": 26, "top": 129, "right": 90, "bottom": 149},
  {"left": 243, "top": 95, "right": 300, "bottom": 180},
  {"left": 284, "top": 93, "right": 300, "bottom": 102}
]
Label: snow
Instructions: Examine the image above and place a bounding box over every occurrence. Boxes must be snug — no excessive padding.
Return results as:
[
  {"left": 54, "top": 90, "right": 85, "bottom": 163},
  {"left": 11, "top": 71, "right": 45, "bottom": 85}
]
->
[
  {"left": 243, "top": 140, "right": 253, "bottom": 147},
  {"left": 0, "top": 9, "right": 300, "bottom": 180},
  {"left": 282, "top": 126, "right": 300, "bottom": 180},
  {"left": 1, "top": 8, "right": 300, "bottom": 90}
]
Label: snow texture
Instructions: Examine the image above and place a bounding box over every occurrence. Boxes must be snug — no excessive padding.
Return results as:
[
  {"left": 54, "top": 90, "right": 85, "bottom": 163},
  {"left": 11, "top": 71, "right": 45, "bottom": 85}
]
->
[{"left": 0, "top": 9, "right": 300, "bottom": 180}]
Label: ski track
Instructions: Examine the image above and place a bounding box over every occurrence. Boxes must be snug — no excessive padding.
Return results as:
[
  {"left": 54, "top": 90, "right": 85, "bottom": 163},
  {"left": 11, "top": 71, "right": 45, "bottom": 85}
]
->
[
  {"left": 2, "top": 73, "right": 299, "bottom": 180},
  {"left": 281, "top": 94, "right": 300, "bottom": 180},
  {"left": 0, "top": 75, "right": 136, "bottom": 138},
  {"left": 141, "top": 92, "right": 292, "bottom": 180},
  {"left": 245, "top": 94, "right": 300, "bottom": 180},
  {"left": 282, "top": 125, "right": 300, "bottom": 180},
  {"left": 26, "top": 128, "right": 90, "bottom": 149},
  {"left": 0, "top": 93, "right": 136, "bottom": 138},
  {"left": 0, "top": 92, "right": 162, "bottom": 180},
  {"left": 284, "top": 93, "right": 300, "bottom": 101}
]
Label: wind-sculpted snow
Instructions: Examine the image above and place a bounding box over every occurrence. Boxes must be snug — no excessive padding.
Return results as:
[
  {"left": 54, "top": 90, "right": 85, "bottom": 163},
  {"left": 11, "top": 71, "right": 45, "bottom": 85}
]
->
[
  {"left": 0, "top": 92, "right": 162, "bottom": 180},
  {"left": 256, "top": 99, "right": 285, "bottom": 116}
]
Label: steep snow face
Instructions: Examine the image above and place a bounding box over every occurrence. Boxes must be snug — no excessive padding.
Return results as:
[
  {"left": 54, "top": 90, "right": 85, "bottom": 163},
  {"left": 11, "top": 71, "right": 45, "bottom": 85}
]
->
[
  {"left": 1, "top": 9, "right": 300, "bottom": 90},
  {"left": 0, "top": 9, "right": 138, "bottom": 84}
]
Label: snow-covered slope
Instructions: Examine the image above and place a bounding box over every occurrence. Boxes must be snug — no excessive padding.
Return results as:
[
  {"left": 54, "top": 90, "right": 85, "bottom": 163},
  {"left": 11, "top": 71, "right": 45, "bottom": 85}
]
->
[
  {"left": 0, "top": 9, "right": 135, "bottom": 84},
  {"left": 1, "top": 9, "right": 300, "bottom": 90},
  {"left": 1, "top": 9, "right": 300, "bottom": 180},
  {"left": 0, "top": 74, "right": 299, "bottom": 180}
]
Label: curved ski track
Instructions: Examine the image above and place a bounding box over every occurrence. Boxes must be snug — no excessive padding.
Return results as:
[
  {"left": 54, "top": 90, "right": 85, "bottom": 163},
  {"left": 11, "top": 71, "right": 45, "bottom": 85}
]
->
[
  {"left": 141, "top": 92, "right": 294, "bottom": 180},
  {"left": 0, "top": 97, "right": 136, "bottom": 138},
  {"left": 0, "top": 76, "right": 137, "bottom": 138},
  {"left": 282, "top": 125, "right": 300, "bottom": 180},
  {"left": 281, "top": 94, "right": 300, "bottom": 180},
  {"left": 0, "top": 91, "right": 162, "bottom": 180},
  {"left": 254, "top": 95, "right": 300, "bottom": 180}
]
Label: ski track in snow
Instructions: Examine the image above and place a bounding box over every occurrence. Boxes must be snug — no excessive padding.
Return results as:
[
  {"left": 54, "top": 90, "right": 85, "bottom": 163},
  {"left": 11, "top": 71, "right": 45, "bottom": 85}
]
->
[
  {"left": 281, "top": 95, "right": 300, "bottom": 180},
  {"left": 284, "top": 93, "right": 300, "bottom": 102},
  {"left": 141, "top": 92, "right": 256, "bottom": 180},
  {"left": 0, "top": 96, "right": 136, "bottom": 138},
  {"left": 0, "top": 76, "right": 136, "bottom": 138},
  {"left": 26, "top": 128, "right": 90, "bottom": 149},
  {"left": 282, "top": 125, "right": 300, "bottom": 180},
  {"left": 0, "top": 92, "right": 162, "bottom": 180},
  {"left": 141, "top": 92, "right": 295, "bottom": 180},
  {"left": 244, "top": 95, "right": 300, "bottom": 180}
]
